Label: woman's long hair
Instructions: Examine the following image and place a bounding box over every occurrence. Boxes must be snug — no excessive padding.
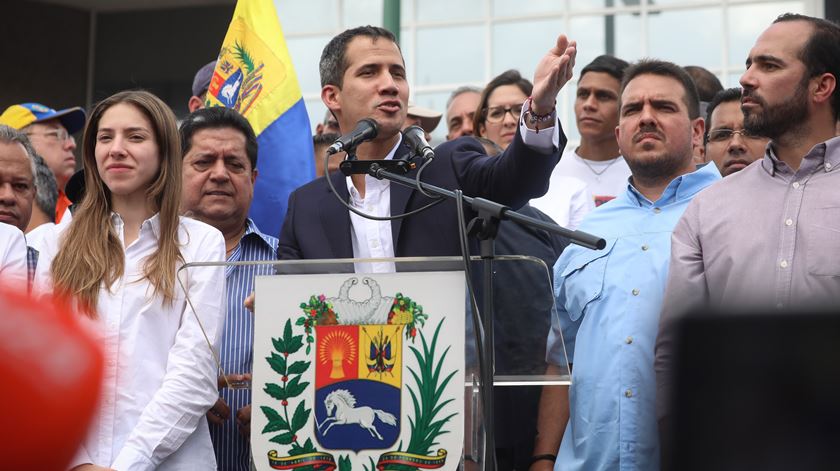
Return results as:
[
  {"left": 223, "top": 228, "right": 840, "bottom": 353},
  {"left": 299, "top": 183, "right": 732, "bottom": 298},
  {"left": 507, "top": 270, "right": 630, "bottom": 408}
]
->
[{"left": 51, "top": 90, "right": 184, "bottom": 316}]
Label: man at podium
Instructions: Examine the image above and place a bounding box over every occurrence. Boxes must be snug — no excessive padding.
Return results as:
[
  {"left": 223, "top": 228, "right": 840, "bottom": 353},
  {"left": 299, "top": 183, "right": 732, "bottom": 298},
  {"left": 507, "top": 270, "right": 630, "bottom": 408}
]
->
[{"left": 277, "top": 26, "right": 577, "bottom": 266}]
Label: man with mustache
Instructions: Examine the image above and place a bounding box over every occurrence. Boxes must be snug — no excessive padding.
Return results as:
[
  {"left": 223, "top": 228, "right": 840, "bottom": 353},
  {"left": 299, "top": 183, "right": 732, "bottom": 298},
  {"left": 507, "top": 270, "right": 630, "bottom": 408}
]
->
[
  {"left": 531, "top": 60, "right": 720, "bottom": 471},
  {"left": 655, "top": 13, "right": 840, "bottom": 464},
  {"left": 704, "top": 87, "right": 769, "bottom": 176},
  {"left": 180, "top": 107, "right": 278, "bottom": 471}
]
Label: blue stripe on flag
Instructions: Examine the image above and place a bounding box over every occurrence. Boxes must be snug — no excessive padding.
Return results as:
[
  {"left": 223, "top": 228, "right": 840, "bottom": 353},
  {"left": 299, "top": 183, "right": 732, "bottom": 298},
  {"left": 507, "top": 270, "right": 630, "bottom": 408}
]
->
[{"left": 249, "top": 99, "right": 314, "bottom": 237}]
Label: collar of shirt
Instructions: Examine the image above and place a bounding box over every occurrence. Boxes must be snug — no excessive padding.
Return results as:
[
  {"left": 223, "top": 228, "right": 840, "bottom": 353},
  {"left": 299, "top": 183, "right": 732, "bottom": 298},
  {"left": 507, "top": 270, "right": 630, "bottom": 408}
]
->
[
  {"left": 345, "top": 134, "right": 403, "bottom": 201},
  {"left": 625, "top": 161, "right": 721, "bottom": 208},
  {"left": 110, "top": 212, "right": 161, "bottom": 244},
  {"left": 226, "top": 218, "right": 277, "bottom": 276},
  {"left": 762, "top": 135, "right": 840, "bottom": 177}
]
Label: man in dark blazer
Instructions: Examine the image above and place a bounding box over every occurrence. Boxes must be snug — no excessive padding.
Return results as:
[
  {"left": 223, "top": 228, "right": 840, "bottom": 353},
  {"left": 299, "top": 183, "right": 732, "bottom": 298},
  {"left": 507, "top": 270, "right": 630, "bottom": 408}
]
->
[{"left": 278, "top": 25, "right": 577, "bottom": 262}]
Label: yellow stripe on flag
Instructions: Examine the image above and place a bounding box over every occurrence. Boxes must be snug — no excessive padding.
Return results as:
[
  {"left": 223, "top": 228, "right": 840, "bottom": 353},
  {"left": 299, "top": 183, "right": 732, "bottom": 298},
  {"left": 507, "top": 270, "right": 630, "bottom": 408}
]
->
[{"left": 206, "top": 0, "right": 302, "bottom": 135}]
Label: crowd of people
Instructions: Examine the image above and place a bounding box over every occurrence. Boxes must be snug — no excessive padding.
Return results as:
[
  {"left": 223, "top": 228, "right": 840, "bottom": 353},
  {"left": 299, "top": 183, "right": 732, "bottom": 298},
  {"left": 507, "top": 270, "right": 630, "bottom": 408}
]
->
[{"left": 0, "top": 11, "right": 839, "bottom": 471}]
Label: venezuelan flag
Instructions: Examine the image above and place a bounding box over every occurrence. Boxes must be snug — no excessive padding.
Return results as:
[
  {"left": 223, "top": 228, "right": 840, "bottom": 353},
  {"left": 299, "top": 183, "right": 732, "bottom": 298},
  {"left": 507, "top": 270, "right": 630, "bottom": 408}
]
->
[{"left": 206, "top": 0, "right": 314, "bottom": 237}]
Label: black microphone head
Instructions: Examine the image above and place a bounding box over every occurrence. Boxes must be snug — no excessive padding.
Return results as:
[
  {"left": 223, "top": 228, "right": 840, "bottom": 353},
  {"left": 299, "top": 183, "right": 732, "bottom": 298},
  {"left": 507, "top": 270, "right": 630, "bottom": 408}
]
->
[
  {"left": 401, "top": 125, "right": 425, "bottom": 141},
  {"left": 356, "top": 118, "right": 379, "bottom": 138}
]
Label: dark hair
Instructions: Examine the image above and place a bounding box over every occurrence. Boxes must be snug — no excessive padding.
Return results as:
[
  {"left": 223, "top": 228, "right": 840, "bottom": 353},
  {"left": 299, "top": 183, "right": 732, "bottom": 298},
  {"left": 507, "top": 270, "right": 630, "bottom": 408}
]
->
[
  {"left": 684, "top": 66, "right": 724, "bottom": 102},
  {"left": 180, "top": 107, "right": 258, "bottom": 170},
  {"left": 474, "top": 136, "right": 504, "bottom": 156},
  {"left": 621, "top": 59, "right": 701, "bottom": 119},
  {"left": 319, "top": 26, "right": 400, "bottom": 88},
  {"left": 313, "top": 132, "right": 340, "bottom": 148},
  {"left": 32, "top": 152, "right": 58, "bottom": 222},
  {"left": 704, "top": 87, "right": 743, "bottom": 144},
  {"left": 581, "top": 55, "right": 630, "bottom": 82},
  {"left": 475, "top": 69, "right": 534, "bottom": 129},
  {"left": 773, "top": 13, "right": 840, "bottom": 119}
]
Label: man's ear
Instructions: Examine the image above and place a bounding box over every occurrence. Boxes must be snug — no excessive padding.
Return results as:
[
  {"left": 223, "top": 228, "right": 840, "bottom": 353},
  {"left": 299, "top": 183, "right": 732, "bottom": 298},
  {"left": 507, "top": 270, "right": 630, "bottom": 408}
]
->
[
  {"left": 251, "top": 168, "right": 258, "bottom": 185},
  {"left": 812, "top": 72, "right": 836, "bottom": 107},
  {"left": 691, "top": 116, "right": 706, "bottom": 148},
  {"left": 322, "top": 85, "right": 341, "bottom": 114}
]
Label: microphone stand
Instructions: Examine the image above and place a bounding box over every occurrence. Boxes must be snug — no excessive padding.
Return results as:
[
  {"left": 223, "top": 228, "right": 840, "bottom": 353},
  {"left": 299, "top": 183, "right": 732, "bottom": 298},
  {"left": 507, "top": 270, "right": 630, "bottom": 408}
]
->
[{"left": 363, "top": 161, "right": 606, "bottom": 471}]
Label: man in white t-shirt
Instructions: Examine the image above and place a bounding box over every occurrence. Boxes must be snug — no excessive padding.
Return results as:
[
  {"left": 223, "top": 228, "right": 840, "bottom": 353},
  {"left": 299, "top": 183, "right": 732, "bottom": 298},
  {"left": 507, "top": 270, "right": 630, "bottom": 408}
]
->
[{"left": 548, "top": 55, "right": 631, "bottom": 207}]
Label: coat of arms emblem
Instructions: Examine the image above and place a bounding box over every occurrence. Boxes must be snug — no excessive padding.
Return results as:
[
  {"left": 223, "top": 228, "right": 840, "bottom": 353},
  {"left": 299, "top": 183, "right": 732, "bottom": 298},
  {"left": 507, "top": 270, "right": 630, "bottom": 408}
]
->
[{"left": 253, "top": 273, "right": 465, "bottom": 470}]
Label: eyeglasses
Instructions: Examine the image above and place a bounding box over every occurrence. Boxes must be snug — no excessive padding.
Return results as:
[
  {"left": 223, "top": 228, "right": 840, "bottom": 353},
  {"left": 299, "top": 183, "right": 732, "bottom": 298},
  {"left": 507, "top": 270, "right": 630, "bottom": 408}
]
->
[
  {"left": 26, "top": 129, "right": 74, "bottom": 143},
  {"left": 485, "top": 104, "right": 523, "bottom": 123},
  {"left": 707, "top": 128, "right": 763, "bottom": 143}
]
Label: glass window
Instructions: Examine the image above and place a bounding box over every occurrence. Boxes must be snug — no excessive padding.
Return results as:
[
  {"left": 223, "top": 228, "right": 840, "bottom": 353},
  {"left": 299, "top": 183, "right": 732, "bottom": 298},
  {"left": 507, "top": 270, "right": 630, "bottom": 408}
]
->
[
  {"left": 416, "top": 0, "right": 484, "bottom": 23},
  {"left": 727, "top": 1, "right": 804, "bottom": 69},
  {"left": 570, "top": 0, "right": 618, "bottom": 13},
  {"left": 286, "top": 36, "right": 332, "bottom": 95},
  {"left": 415, "top": 25, "right": 485, "bottom": 86},
  {"left": 493, "top": 0, "right": 563, "bottom": 17},
  {"left": 342, "top": 0, "right": 383, "bottom": 27},
  {"left": 492, "top": 19, "right": 564, "bottom": 79},
  {"left": 614, "top": 13, "right": 644, "bottom": 63},
  {"left": 648, "top": 8, "right": 723, "bottom": 69},
  {"left": 305, "top": 98, "right": 328, "bottom": 136},
  {"left": 560, "top": 81, "right": 581, "bottom": 145},
  {"left": 276, "top": 0, "right": 338, "bottom": 34},
  {"left": 569, "top": 15, "right": 607, "bottom": 70}
]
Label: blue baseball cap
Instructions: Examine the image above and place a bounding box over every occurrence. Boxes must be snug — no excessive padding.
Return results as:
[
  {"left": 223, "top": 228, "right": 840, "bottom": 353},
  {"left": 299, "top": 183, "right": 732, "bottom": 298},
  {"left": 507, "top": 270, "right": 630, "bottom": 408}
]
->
[{"left": 0, "top": 103, "right": 86, "bottom": 134}]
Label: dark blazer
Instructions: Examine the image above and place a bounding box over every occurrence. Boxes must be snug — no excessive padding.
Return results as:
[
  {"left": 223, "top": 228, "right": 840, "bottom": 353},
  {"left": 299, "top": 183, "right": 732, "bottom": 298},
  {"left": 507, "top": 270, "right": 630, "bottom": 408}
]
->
[{"left": 278, "top": 125, "right": 565, "bottom": 260}]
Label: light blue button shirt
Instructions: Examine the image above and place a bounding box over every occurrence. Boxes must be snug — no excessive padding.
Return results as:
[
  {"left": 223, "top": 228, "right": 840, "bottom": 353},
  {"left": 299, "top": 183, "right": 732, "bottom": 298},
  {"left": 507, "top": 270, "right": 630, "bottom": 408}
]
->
[
  {"left": 546, "top": 162, "right": 720, "bottom": 471},
  {"left": 210, "top": 219, "right": 278, "bottom": 471}
]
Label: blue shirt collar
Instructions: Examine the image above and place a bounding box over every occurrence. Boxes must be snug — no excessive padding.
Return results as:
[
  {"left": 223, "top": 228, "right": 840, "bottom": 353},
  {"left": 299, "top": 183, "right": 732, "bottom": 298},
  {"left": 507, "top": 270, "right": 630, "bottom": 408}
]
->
[
  {"left": 241, "top": 218, "right": 275, "bottom": 249},
  {"left": 626, "top": 162, "right": 720, "bottom": 208}
]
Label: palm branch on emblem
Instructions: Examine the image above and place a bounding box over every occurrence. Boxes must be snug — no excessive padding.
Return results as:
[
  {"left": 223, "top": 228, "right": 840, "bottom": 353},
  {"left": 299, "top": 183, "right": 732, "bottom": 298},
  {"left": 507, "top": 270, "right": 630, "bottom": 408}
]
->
[{"left": 232, "top": 41, "right": 264, "bottom": 113}]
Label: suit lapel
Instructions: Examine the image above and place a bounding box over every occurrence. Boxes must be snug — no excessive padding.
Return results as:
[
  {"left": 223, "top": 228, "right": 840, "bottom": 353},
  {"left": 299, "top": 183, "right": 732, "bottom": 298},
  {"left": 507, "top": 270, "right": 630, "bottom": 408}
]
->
[
  {"left": 390, "top": 143, "right": 417, "bottom": 250},
  {"left": 320, "top": 171, "right": 354, "bottom": 259}
]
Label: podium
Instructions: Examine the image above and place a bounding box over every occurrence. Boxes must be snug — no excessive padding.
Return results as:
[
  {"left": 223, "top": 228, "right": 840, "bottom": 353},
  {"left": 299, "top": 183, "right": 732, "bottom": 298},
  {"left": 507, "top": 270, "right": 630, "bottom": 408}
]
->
[{"left": 179, "top": 256, "right": 571, "bottom": 470}]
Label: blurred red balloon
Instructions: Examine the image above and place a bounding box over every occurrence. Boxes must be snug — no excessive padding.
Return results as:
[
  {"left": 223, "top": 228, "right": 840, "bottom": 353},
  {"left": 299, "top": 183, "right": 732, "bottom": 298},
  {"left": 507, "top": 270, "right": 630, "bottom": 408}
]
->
[{"left": 0, "top": 288, "right": 103, "bottom": 471}]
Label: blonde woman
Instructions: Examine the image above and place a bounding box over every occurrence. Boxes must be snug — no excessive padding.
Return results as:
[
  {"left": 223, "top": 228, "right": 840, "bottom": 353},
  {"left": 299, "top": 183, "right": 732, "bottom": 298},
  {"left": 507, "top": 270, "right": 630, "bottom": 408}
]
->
[{"left": 35, "top": 90, "right": 226, "bottom": 471}]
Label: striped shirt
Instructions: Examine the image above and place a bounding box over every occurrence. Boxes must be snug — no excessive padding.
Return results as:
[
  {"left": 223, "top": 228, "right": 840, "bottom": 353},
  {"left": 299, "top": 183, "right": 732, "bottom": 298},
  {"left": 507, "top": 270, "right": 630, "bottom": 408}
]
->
[
  {"left": 26, "top": 246, "right": 38, "bottom": 293},
  {"left": 210, "top": 219, "right": 279, "bottom": 471}
]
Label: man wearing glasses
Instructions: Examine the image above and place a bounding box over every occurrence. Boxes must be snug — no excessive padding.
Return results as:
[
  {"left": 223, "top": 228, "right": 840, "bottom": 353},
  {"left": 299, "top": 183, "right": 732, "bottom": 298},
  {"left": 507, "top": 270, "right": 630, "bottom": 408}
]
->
[
  {"left": 0, "top": 103, "right": 85, "bottom": 224},
  {"left": 704, "top": 88, "right": 769, "bottom": 176}
]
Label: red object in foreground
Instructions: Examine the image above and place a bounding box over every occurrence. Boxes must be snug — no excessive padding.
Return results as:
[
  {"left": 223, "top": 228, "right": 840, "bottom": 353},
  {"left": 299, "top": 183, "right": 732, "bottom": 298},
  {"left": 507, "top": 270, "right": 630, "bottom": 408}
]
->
[{"left": 0, "top": 288, "right": 104, "bottom": 471}]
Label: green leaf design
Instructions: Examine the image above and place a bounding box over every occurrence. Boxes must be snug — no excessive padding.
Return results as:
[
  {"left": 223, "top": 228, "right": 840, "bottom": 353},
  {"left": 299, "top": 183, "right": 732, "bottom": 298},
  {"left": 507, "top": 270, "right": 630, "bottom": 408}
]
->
[
  {"left": 264, "top": 383, "right": 288, "bottom": 401},
  {"left": 338, "top": 455, "right": 352, "bottom": 471},
  {"left": 286, "top": 376, "right": 310, "bottom": 397},
  {"left": 266, "top": 352, "right": 287, "bottom": 376},
  {"left": 260, "top": 406, "right": 290, "bottom": 433},
  {"left": 287, "top": 334, "right": 304, "bottom": 354},
  {"left": 291, "top": 400, "right": 311, "bottom": 432},
  {"left": 283, "top": 319, "right": 293, "bottom": 345},
  {"left": 287, "top": 360, "right": 310, "bottom": 375},
  {"left": 268, "top": 432, "right": 295, "bottom": 445},
  {"left": 271, "top": 337, "right": 286, "bottom": 353}
]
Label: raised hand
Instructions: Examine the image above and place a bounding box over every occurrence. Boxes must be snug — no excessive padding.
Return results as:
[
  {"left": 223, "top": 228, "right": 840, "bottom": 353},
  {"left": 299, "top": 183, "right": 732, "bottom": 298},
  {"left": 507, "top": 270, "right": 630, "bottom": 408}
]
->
[{"left": 531, "top": 34, "right": 577, "bottom": 115}]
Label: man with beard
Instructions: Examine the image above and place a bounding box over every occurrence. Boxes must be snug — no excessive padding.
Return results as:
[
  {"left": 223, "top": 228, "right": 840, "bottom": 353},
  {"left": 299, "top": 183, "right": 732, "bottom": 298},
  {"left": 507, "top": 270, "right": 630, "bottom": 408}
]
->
[
  {"left": 655, "top": 13, "right": 840, "bottom": 463},
  {"left": 704, "top": 87, "right": 769, "bottom": 176},
  {"left": 531, "top": 60, "right": 720, "bottom": 471}
]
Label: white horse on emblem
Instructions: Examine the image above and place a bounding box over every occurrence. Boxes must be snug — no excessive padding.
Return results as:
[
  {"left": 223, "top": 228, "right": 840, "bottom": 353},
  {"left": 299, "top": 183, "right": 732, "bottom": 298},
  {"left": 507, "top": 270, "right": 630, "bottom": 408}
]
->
[
  {"left": 317, "top": 389, "right": 397, "bottom": 440},
  {"left": 221, "top": 77, "right": 241, "bottom": 103}
]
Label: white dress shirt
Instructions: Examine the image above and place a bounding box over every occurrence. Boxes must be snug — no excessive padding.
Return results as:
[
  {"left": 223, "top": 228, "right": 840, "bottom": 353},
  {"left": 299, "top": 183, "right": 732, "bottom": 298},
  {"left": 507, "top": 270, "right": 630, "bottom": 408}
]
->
[
  {"left": 25, "top": 221, "right": 56, "bottom": 254},
  {"left": 346, "top": 100, "right": 559, "bottom": 274},
  {"left": 35, "top": 214, "right": 226, "bottom": 471},
  {"left": 0, "top": 222, "right": 27, "bottom": 290}
]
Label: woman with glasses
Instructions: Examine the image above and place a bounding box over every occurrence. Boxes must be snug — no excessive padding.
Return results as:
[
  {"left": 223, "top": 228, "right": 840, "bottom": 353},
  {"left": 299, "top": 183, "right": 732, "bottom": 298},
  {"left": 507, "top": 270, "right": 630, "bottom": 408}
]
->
[
  {"left": 475, "top": 69, "right": 534, "bottom": 150},
  {"left": 34, "top": 90, "right": 226, "bottom": 471}
]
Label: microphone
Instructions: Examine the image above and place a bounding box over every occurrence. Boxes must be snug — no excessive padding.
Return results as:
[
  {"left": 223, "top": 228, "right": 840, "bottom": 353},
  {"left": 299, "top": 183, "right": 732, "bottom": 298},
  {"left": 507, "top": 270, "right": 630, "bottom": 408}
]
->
[
  {"left": 327, "top": 118, "right": 379, "bottom": 155},
  {"left": 402, "top": 125, "right": 435, "bottom": 162}
]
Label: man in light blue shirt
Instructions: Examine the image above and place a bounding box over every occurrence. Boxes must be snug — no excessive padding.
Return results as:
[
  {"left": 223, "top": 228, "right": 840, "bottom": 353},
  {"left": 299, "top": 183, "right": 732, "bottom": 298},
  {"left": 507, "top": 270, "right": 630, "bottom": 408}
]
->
[{"left": 531, "top": 60, "right": 721, "bottom": 471}]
